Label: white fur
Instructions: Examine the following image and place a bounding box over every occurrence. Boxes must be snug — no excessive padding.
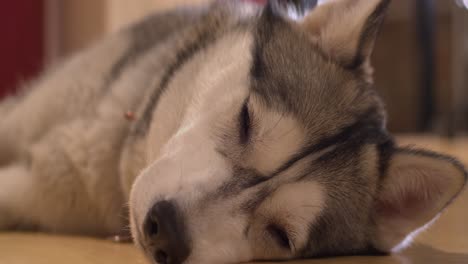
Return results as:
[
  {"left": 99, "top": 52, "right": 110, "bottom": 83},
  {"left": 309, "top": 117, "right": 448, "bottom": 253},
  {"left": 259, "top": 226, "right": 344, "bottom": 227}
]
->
[{"left": 0, "top": 33, "right": 132, "bottom": 234}]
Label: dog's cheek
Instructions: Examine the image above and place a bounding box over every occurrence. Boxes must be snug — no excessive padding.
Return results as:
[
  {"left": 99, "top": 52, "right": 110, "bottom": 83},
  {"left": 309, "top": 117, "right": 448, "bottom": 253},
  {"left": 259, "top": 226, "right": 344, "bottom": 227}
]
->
[{"left": 184, "top": 211, "right": 253, "bottom": 264}]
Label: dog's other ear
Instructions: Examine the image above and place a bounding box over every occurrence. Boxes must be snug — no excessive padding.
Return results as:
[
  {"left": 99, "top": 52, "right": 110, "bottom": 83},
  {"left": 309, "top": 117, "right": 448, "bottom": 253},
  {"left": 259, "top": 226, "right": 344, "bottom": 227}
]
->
[
  {"left": 372, "top": 148, "right": 467, "bottom": 252},
  {"left": 295, "top": 0, "right": 391, "bottom": 80}
]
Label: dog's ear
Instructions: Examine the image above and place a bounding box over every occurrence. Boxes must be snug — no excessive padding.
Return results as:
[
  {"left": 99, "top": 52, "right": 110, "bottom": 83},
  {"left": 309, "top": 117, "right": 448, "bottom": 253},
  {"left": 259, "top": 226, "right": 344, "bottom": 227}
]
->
[
  {"left": 274, "top": 0, "right": 390, "bottom": 80},
  {"left": 372, "top": 148, "right": 467, "bottom": 252}
]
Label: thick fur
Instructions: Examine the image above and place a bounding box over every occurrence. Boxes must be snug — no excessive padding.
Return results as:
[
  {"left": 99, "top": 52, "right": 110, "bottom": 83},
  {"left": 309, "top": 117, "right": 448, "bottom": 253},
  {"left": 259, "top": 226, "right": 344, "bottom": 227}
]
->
[{"left": 0, "top": 1, "right": 466, "bottom": 264}]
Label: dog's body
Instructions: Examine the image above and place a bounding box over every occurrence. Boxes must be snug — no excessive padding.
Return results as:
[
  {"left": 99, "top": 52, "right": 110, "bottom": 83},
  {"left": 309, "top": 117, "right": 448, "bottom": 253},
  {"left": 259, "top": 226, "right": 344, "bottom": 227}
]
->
[
  {"left": 0, "top": 1, "right": 466, "bottom": 263},
  {"left": 0, "top": 3, "right": 218, "bottom": 234}
]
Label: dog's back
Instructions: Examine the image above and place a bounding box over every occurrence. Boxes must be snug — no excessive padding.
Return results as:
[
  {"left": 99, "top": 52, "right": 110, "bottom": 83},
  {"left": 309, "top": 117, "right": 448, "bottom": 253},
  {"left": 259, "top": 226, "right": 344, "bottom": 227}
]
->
[{"left": 0, "top": 7, "right": 201, "bottom": 164}]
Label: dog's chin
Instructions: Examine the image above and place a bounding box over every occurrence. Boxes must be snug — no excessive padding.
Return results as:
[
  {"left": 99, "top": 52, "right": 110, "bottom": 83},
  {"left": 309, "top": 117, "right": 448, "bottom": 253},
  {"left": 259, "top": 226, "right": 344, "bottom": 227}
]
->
[{"left": 130, "top": 227, "right": 253, "bottom": 264}]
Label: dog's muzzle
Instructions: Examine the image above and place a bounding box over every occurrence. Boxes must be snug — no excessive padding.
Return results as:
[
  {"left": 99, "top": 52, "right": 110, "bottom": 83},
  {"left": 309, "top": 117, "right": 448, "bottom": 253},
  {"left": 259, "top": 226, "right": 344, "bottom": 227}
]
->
[{"left": 143, "top": 200, "right": 191, "bottom": 264}]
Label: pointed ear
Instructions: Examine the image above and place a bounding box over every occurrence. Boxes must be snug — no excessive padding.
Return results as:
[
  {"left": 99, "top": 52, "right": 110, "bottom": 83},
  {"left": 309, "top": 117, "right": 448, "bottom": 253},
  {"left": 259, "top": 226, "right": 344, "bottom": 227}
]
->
[
  {"left": 372, "top": 148, "right": 467, "bottom": 252},
  {"left": 298, "top": 0, "right": 391, "bottom": 76}
]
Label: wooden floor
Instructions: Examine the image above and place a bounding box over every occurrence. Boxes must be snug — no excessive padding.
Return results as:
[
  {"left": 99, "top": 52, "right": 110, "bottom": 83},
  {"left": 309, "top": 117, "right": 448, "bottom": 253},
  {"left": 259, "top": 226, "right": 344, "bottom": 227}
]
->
[{"left": 1, "top": 135, "right": 467, "bottom": 264}]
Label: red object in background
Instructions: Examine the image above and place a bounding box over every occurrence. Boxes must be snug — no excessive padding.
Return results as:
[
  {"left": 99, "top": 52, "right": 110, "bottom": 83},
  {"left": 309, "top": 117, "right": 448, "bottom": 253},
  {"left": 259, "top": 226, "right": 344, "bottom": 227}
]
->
[{"left": 0, "top": 1, "right": 44, "bottom": 99}]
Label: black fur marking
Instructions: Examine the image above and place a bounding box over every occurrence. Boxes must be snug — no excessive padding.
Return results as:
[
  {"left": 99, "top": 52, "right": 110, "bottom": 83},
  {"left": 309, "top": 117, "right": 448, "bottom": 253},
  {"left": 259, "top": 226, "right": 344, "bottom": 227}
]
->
[
  {"left": 200, "top": 165, "right": 269, "bottom": 211},
  {"left": 215, "top": 167, "right": 268, "bottom": 199},
  {"left": 134, "top": 31, "right": 216, "bottom": 136},
  {"left": 241, "top": 186, "right": 272, "bottom": 213},
  {"left": 250, "top": 3, "right": 276, "bottom": 80},
  {"left": 272, "top": 107, "right": 389, "bottom": 178},
  {"left": 267, "top": 223, "right": 291, "bottom": 250},
  {"left": 251, "top": 44, "right": 267, "bottom": 80},
  {"left": 106, "top": 11, "right": 195, "bottom": 93},
  {"left": 347, "top": 0, "right": 391, "bottom": 70},
  {"left": 239, "top": 100, "right": 252, "bottom": 144},
  {"left": 376, "top": 138, "right": 395, "bottom": 177}
]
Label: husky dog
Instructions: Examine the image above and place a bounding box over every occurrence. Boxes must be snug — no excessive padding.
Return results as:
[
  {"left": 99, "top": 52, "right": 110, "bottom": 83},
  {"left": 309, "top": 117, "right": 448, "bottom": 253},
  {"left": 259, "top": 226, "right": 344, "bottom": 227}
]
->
[{"left": 0, "top": 0, "right": 466, "bottom": 263}]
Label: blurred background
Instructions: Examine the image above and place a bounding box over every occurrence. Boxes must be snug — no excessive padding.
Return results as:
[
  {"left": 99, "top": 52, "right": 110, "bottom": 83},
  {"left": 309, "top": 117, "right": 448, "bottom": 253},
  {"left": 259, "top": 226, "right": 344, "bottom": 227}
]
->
[{"left": 0, "top": 0, "right": 467, "bottom": 136}]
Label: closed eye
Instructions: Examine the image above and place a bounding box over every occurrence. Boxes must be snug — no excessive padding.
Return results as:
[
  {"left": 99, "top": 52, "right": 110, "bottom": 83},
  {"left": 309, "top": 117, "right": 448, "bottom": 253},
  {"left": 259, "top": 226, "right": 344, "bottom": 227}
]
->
[
  {"left": 267, "top": 224, "right": 291, "bottom": 250},
  {"left": 239, "top": 101, "right": 251, "bottom": 144}
]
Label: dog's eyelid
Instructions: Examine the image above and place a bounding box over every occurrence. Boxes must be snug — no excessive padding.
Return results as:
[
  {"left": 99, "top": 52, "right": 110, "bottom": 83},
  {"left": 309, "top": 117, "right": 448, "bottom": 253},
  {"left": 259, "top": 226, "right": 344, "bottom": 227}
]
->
[
  {"left": 239, "top": 101, "right": 252, "bottom": 144},
  {"left": 266, "top": 223, "right": 291, "bottom": 251}
]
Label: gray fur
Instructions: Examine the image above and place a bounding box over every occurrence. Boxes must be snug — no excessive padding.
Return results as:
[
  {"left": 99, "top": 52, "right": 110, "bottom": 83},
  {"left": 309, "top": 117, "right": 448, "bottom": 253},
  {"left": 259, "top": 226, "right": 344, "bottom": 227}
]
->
[{"left": 106, "top": 8, "right": 201, "bottom": 92}]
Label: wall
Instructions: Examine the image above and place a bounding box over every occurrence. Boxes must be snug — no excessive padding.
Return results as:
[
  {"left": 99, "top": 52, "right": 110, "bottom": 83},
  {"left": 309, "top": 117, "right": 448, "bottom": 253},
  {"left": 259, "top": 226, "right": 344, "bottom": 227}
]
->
[
  {"left": 106, "top": 0, "right": 209, "bottom": 33},
  {"left": 0, "top": 1, "right": 44, "bottom": 97},
  {"left": 48, "top": 0, "right": 209, "bottom": 59}
]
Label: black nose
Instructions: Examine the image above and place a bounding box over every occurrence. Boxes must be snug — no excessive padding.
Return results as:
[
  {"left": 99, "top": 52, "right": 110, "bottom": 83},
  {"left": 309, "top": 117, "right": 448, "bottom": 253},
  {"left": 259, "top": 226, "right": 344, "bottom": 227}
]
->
[{"left": 143, "top": 200, "right": 191, "bottom": 264}]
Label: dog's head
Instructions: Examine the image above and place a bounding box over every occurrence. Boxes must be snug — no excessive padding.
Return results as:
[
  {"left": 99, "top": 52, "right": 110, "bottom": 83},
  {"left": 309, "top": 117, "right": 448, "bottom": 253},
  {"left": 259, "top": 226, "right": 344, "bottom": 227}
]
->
[{"left": 129, "top": 0, "right": 467, "bottom": 263}]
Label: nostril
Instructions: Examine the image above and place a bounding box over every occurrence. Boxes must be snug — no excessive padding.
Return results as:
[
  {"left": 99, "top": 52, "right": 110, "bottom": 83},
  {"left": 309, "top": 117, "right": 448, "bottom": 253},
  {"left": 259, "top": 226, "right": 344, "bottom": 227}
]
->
[
  {"left": 144, "top": 214, "right": 159, "bottom": 237},
  {"left": 155, "top": 250, "right": 168, "bottom": 264},
  {"left": 144, "top": 200, "right": 191, "bottom": 264},
  {"left": 149, "top": 220, "right": 159, "bottom": 237}
]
